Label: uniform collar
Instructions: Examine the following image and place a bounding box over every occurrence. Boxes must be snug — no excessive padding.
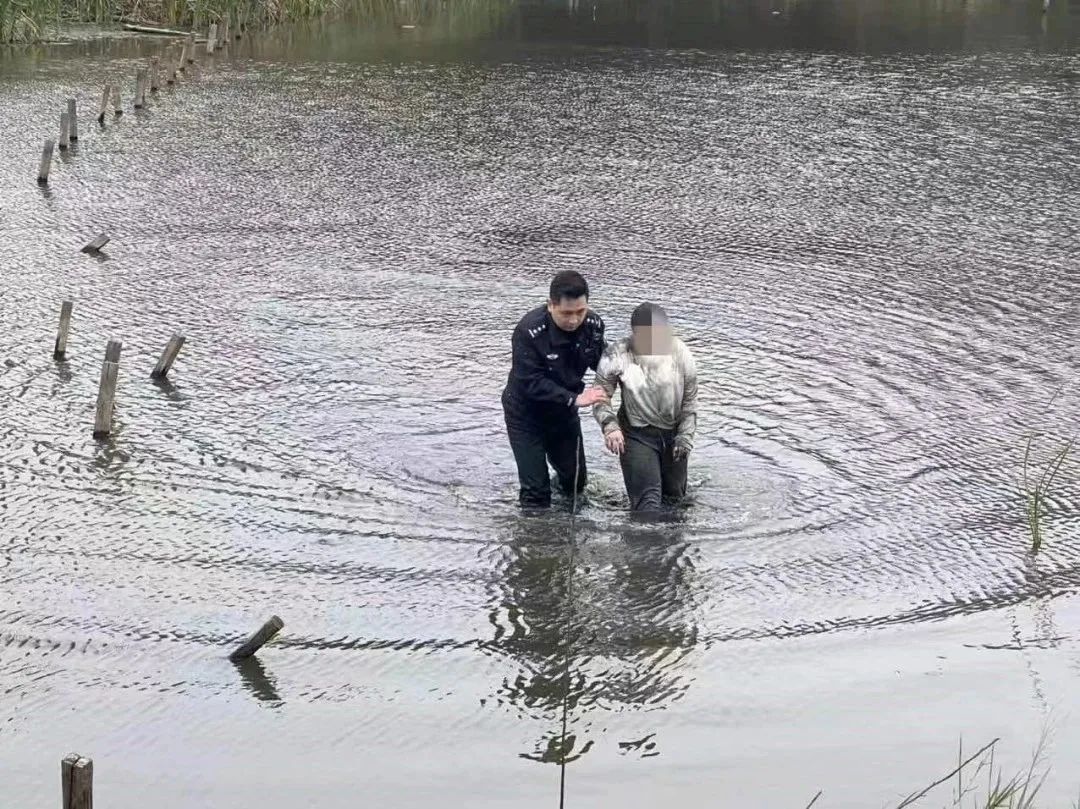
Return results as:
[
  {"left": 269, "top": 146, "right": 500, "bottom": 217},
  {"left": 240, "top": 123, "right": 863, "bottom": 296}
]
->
[{"left": 545, "top": 311, "right": 579, "bottom": 346}]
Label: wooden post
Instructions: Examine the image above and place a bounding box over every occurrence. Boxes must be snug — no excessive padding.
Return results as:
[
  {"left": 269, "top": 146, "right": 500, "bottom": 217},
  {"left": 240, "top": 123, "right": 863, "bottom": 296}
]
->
[
  {"left": 111, "top": 84, "right": 122, "bottom": 116},
  {"left": 54, "top": 301, "right": 73, "bottom": 360},
  {"left": 96, "top": 84, "right": 109, "bottom": 124},
  {"left": 151, "top": 334, "right": 186, "bottom": 380},
  {"left": 81, "top": 234, "right": 110, "bottom": 254},
  {"left": 221, "top": 15, "right": 230, "bottom": 45},
  {"left": 61, "top": 754, "right": 92, "bottom": 809},
  {"left": 134, "top": 69, "right": 147, "bottom": 109},
  {"left": 37, "top": 140, "right": 54, "bottom": 185},
  {"left": 150, "top": 57, "right": 160, "bottom": 92},
  {"left": 58, "top": 112, "right": 71, "bottom": 151},
  {"left": 228, "top": 616, "right": 284, "bottom": 661},
  {"left": 207, "top": 22, "right": 218, "bottom": 54},
  {"left": 186, "top": 33, "right": 196, "bottom": 62},
  {"left": 67, "top": 98, "right": 79, "bottom": 142},
  {"left": 93, "top": 340, "right": 122, "bottom": 439}
]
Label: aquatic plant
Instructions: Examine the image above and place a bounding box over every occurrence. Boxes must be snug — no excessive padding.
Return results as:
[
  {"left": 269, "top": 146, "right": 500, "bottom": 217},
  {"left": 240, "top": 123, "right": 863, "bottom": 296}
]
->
[
  {"left": 895, "top": 735, "right": 1050, "bottom": 809},
  {"left": 1021, "top": 433, "right": 1074, "bottom": 554}
]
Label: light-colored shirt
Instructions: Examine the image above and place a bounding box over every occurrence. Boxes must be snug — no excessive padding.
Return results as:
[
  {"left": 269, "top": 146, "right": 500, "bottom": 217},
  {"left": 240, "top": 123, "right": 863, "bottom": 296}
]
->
[{"left": 592, "top": 337, "right": 698, "bottom": 448}]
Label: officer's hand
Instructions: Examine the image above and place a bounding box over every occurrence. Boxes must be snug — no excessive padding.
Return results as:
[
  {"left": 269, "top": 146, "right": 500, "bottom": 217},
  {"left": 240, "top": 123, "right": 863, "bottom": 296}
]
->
[
  {"left": 605, "top": 429, "right": 625, "bottom": 455},
  {"left": 575, "top": 387, "right": 608, "bottom": 408}
]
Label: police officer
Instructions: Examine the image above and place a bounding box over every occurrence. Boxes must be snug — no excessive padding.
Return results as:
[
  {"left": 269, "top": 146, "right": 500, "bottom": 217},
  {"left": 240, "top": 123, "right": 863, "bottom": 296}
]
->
[{"left": 502, "top": 271, "right": 608, "bottom": 508}]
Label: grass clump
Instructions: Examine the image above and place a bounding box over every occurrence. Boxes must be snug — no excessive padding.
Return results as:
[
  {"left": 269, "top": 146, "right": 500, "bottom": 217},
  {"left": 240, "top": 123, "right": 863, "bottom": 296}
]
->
[{"left": 1021, "top": 433, "right": 1074, "bottom": 554}]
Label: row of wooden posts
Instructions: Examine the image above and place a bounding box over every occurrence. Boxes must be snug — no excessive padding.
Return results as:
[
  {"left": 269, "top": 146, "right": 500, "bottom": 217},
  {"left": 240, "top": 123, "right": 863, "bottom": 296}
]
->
[
  {"left": 53, "top": 300, "right": 186, "bottom": 438},
  {"left": 37, "top": 19, "right": 239, "bottom": 186},
  {"left": 59, "top": 616, "right": 285, "bottom": 808},
  {"left": 37, "top": 24, "right": 283, "bottom": 809}
]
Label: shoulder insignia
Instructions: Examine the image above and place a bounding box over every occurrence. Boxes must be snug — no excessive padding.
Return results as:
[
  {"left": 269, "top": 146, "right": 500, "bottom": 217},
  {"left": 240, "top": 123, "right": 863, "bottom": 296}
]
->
[{"left": 527, "top": 323, "right": 547, "bottom": 339}]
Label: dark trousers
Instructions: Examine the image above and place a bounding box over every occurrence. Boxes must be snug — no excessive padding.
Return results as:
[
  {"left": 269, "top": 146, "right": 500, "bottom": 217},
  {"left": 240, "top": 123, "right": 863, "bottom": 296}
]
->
[
  {"left": 620, "top": 423, "right": 687, "bottom": 513},
  {"left": 503, "top": 392, "right": 586, "bottom": 509}
]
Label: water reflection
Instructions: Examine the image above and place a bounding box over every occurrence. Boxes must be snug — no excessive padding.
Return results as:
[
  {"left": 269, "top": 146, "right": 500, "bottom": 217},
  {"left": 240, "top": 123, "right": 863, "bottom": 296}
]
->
[
  {"left": 233, "top": 655, "right": 284, "bottom": 706},
  {"left": 490, "top": 516, "right": 699, "bottom": 763}
]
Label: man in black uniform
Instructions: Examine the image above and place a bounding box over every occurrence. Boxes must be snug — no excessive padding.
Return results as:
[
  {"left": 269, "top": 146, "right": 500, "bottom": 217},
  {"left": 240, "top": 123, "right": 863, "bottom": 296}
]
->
[{"left": 502, "top": 271, "right": 608, "bottom": 508}]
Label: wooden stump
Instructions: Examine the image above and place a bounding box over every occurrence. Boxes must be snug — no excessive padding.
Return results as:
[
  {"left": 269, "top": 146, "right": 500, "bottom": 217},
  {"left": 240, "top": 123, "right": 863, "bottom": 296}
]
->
[
  {"left": 93, "top": 340, "right": 122, "bottom": 438},
  {"left": 150, "top": 57, "right": 160, "bottom": 92},
  {"left": 96, "top": 84, "right": 109, "bottom": 124},
  {"left": 54, "top": 300, "right": 73, "bottom": 360},
  {"left": 151, "top": 334, "right": 186, "bottom": 380},
  {"left": 67, "top": 98, "right": 79, "bottom": 142},
  {"left": 134, "top": 69, "right": 148, "bottom": 109},
  {"left": 37, "top": 140, "right": 54, "bottom": 185},
  {"left": 229, "top": 616, "right": 284, "bottom": 661},
  {"left": 59, "top": 112, "right": 71, "bottom": 151},
  {"left": 111, "top": 84, "right": 122, "bottom": 117},
  {"left": 207, "top": 22, "right": 218, "bottom": 54},
  {"left": 81, "top": 234, "right": 110, "bottom": 254},
  {"left": 61, "top": 754, "right": 93, "bottom": 809},
  {"left": 186, "top": 33, "right": 196, "bottom": 63}
]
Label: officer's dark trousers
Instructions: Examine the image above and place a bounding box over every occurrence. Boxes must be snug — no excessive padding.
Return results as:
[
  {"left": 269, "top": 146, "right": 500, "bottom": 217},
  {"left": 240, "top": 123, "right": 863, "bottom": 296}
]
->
[
  {"left": 503, "top": 394, "right": 586, "bottom": 509},
  {"left": 620, "top": 423, "right": 687, "bottom": 513}
]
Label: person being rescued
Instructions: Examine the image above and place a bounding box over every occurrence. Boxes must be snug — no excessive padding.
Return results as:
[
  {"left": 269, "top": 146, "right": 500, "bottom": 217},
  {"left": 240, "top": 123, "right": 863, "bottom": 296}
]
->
[{"left": 592, "top": 303, "right": 698, "bottom": 514}]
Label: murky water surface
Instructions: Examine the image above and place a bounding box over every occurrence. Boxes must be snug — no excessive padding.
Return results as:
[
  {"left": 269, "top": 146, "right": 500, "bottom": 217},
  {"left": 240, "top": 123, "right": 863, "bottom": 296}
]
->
[{"left": 1, "top": 11, "right": 1079, "bottom": 808}]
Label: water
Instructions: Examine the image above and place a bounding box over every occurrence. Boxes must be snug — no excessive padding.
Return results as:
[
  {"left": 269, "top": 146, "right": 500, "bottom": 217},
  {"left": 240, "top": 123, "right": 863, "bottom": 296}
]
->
[{"left": 1, "top": 9, "right": 1079, "bottom": 807}]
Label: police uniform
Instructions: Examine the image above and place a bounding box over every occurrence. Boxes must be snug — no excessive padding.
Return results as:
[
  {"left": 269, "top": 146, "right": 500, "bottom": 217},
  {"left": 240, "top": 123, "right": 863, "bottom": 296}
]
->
[{"left": 502, "top": 305, "right": 606, "bottom": 508}]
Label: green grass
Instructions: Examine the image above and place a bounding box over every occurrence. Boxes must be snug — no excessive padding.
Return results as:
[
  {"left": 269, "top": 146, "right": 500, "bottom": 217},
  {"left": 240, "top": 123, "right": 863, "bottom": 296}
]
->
[{"left": 1022, "top": 433, "right": 1075, "bottom": 554}]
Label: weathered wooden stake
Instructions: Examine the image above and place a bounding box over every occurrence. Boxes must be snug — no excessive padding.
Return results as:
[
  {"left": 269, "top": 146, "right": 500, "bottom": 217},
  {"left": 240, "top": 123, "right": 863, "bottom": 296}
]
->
[
  {"left": 37, "top": 140, "right": 54, "bottom": 185},
  {"left": 111, "top": 84, "right": 122, "bottom": 116},
  {"left": 228, "top": 615, "right": 284, "bottom": 661},
  {"left": 150, "top": 57, "right": 160, "bottom": 92},
  {"left": 207, "top": 23, "right": 218, "bottom": 54},
  {"left": 81, "top": 234, "right": 110, "bottom": 254},
  {"left": 67, "top": 98, "right": 79, "bottom": 142},
  {"left": 221, "top": 16, "right": 230, "bottom": 45},
  {"left": 58, "top": 112, "right": 71, "bottom": 150},
  {"left": 61, "top": 754, "right": 92, "bottom": 809},
  {"left": 54, "top": 301, "right": 73, "bottom": 360},
  {"left": 93, "top": 340, "right": 122, "bottom": 438},
  {"left": 97, "top": 84, "right": 110, "bottom": 124},
  {"left": 151, "top": 334, "right": 186, "bottom": 380},
  {"left": 134, "top": 69, "right": 148, "bottom": 109},
  {"left": 186, "top": 33, "right": 196, "bottom": 62}
]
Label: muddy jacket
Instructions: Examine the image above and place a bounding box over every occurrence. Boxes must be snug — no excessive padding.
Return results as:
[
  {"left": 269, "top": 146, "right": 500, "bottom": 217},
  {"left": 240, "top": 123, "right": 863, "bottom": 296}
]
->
[
  {"left": 592, "top": 336, "right": 698, "bottom": 449},
  {"left": 503, "top": 305, "right": 606, "bottom": 420}
]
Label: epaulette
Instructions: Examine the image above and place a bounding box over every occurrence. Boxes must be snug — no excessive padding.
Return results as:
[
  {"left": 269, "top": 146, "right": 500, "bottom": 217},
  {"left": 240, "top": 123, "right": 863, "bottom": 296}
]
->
[
  {"left": 526, "top": 322, "right": 548, "bottom": 339},
  {"left": 585, "top": 314, "right": 603, "bottom": 329}
]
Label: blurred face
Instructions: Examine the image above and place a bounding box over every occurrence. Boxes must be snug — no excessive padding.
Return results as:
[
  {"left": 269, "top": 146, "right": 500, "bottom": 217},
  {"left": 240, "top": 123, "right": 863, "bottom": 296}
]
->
[
  {"left": 548, "top": 295, "right": 589, "bottom": 332},
  {"left": 632, "top": 324, "right": 673, "bottom": 356}
]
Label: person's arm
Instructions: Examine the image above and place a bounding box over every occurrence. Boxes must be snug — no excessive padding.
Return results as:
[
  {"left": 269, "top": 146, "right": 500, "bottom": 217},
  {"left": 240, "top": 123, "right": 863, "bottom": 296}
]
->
[
  {"left": 592, "top": 346, "right": 622, "bottom": 435},
  {"left": 512, "top": 324, "right": 578, "bottom": 408},
  {"left": 674, "top": 343, "right": 698, "bottom": 454}
]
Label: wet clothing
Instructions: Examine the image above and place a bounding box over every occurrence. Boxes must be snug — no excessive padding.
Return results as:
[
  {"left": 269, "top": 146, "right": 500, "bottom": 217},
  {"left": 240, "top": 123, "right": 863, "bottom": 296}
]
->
[
  {"left": 618, "top": 420, "right": 688, "bottom": 512},
  {"left": 593, "top": 336, "right": 698, "bottom": 512},
  {"left": 503, "top": 407, "right": 587, "bottom": 508},
  {"left": 502, "top": 305, "right": 606, "bottom": 507}
]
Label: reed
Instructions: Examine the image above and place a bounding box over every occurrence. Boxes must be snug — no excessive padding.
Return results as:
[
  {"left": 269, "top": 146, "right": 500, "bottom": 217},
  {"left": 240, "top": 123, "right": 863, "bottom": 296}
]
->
[
  {"left": 2, "top": 0, "right": 510, "bottom": 43},
  {"left": 1021, "top": 433, "right": 1075, "bottom": 554}
]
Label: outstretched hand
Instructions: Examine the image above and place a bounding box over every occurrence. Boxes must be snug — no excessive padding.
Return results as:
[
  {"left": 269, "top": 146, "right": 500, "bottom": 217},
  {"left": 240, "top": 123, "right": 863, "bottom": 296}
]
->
[
  {"left": 605, "top": 429, "right": 625, "bottom": 455},
  {"left": 576, "top": 386, "right": 609, "bottom": 408}
]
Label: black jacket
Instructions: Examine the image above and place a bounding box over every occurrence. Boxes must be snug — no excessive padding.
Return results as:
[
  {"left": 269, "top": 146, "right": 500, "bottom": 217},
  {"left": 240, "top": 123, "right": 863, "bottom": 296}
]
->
[{"left": 503, "top": 305, "right": 606, "bottom": 419}]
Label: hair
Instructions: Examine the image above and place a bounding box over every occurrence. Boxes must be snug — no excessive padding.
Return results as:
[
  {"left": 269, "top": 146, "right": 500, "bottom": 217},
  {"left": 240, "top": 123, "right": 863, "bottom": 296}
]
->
[
  {"left": 549, "top": 271, "right": 589, "bottom": 304},
  {"left": 631, "top": 302, "right": 669, "bottom": 328}
]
